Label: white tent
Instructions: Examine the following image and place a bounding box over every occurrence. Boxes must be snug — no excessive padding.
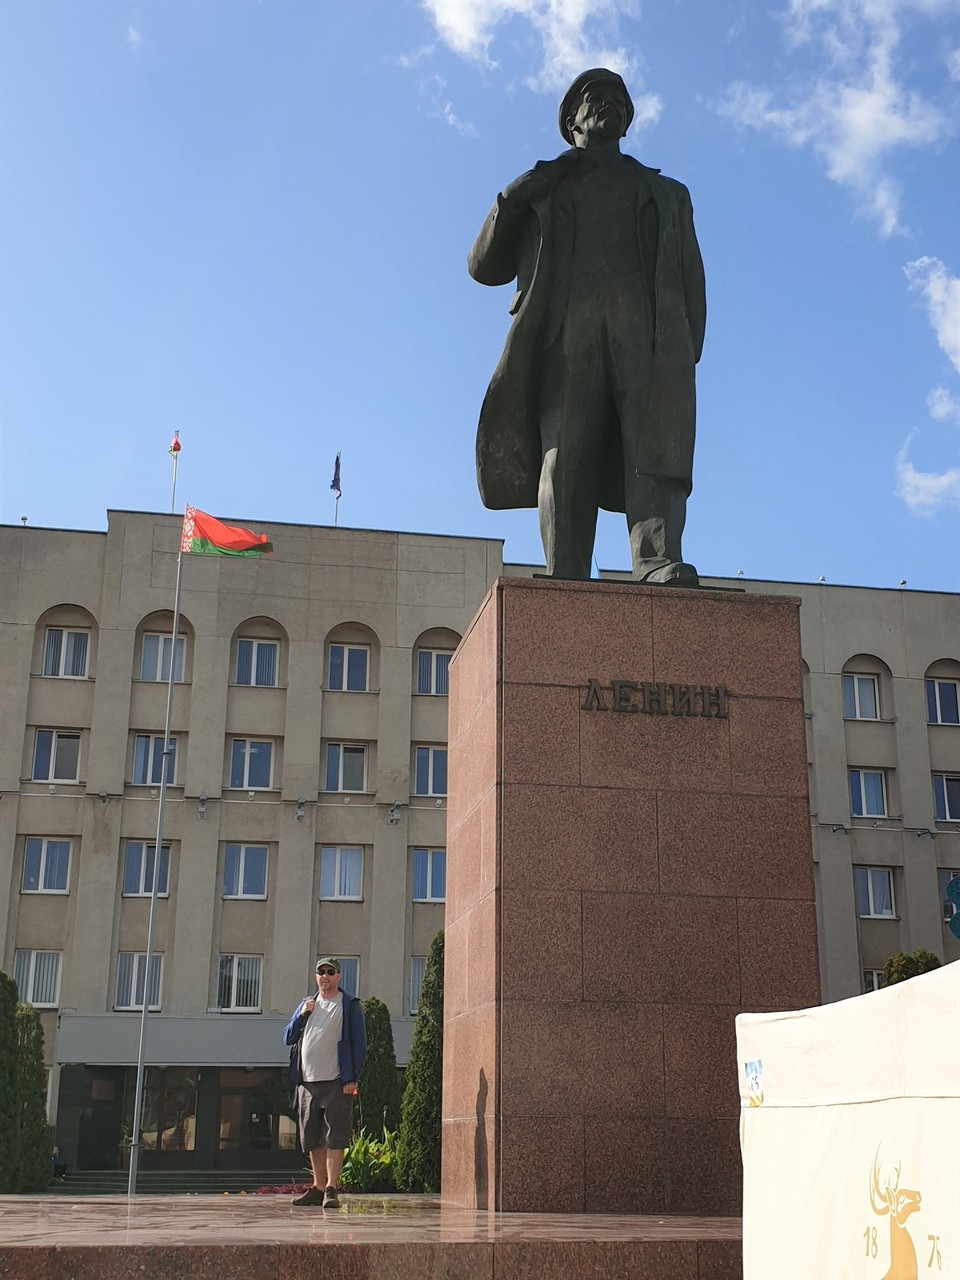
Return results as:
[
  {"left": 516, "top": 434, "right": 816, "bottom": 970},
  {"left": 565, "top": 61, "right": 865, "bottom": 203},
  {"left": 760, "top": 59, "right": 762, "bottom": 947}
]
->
[{"left": 737, "top": 961, "right": 960, "bottom": 1279}]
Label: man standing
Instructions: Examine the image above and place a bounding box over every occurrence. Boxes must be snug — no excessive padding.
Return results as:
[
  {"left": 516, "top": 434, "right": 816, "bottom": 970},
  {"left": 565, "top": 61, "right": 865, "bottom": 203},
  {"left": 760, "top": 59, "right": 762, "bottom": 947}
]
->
[
  {"left": 469, "top": 68, "right": 706, "bottom": 584},
  {"left": 284, "top": 956, "right": 366, "bottom": 1207}
]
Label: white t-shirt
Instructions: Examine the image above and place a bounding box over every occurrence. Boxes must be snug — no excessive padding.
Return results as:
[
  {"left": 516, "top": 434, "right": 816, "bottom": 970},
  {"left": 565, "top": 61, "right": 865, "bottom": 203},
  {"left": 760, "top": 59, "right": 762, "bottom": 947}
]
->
[{"left": 300, "top": 993, "right": 343, "bottom": 1083}]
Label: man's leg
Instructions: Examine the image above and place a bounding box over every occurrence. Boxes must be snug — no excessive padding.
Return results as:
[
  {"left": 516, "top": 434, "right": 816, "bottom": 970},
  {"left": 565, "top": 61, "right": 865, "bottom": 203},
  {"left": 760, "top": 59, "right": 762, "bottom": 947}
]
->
[
  {"left": 324, "top": 1148, "right": 345, "bottom": 1204},
  {"left": 624, "top": 473, "right": 698, "bottom": 584},
  {"left": 308, "top": 1145, "right": 327, "bottom": 1189}
]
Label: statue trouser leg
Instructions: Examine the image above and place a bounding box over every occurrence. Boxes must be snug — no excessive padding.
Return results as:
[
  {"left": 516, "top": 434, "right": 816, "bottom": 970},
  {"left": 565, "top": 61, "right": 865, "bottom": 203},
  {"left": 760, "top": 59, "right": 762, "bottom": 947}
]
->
[{"left": 625, "top": 475, "right": 697, "bottom": 584}]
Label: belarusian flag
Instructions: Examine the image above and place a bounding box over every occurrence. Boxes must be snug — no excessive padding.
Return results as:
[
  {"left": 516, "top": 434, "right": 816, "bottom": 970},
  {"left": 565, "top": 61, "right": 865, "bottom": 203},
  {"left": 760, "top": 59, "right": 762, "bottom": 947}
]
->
[{"left": 180, "top": 506, "right": 273, "bottom": 557}]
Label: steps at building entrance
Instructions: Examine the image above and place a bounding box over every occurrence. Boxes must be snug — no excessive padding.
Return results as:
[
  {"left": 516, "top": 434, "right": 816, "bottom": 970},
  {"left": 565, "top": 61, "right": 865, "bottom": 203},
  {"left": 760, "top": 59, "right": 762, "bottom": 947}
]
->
[{"left": 49, "top": 1169, "right": 302, "bottom": 1196}]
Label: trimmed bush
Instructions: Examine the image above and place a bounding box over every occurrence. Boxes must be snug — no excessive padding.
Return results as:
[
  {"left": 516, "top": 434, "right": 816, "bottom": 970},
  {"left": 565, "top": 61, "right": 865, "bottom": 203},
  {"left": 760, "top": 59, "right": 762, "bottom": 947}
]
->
[
  {"left": 0, "top": 972, "right": 18, "bottom": 1193},
  {"left": 880, "top": 948, "right": 942, "bottom": 987},
  {"left": 15, "top": 1002, "right": 50, "bottom": 1192},
  {"left": 356, "top": 997, "right": 401, "bottom": 1135},
  {"left": 396, "top": 930, "right": 443, "bottom": 1192}
]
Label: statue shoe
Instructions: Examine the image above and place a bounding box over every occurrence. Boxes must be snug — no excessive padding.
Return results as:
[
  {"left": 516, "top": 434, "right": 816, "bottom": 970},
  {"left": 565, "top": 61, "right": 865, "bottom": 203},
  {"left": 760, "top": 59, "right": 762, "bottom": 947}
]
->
[{"left": 637, "top": 561, "right": 700, "bottom": 586}]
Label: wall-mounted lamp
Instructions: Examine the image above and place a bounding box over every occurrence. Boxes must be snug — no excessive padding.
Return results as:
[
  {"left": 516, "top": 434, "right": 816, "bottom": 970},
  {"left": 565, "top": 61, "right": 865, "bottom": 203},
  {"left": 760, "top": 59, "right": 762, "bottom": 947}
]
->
[
  {"left": 98, "top": 788, "right": 108, "bottom": 805},
  {"left": 151, "top": 788, "right": 159, "bottom": 799},
  {"left": 387, "top": 800, "right": 403, "bottom": 826},
  {"left": 434, "top": 798, "right": 444, "bottom": 808},
  {"left": 197, "top": 791, "right": 207, "bottom": 820},
  {"left": 48, "top": 784, "right": 57, "bottom": 794},
  {"left": 295, "top": 796, "right": 305, "bottom": 822},
  {"left": 831, "top": 824, "right": 850, "bottom": 835},
  {"left": 915, "top": 827, "right": 937, "bottom": 839},
  {"left": 248, "top": 790, "right": 256, "bottom": 801}
]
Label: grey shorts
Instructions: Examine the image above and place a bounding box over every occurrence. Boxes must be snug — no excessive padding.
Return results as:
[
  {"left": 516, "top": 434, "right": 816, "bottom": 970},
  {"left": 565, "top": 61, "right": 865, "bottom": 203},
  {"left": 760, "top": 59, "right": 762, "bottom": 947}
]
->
[{"left": 297, "top": 1080, "right": 352, "bottom": 1152}]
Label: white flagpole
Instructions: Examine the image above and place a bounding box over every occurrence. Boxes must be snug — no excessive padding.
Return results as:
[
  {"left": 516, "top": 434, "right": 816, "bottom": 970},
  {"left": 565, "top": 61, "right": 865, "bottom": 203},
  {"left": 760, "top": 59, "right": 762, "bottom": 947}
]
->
[
  {"left": 170, "top": 432, "right": 180, "bottom": 514},
  {"left": 127, "top": 522, "right": 185, "bottom": 1198}
]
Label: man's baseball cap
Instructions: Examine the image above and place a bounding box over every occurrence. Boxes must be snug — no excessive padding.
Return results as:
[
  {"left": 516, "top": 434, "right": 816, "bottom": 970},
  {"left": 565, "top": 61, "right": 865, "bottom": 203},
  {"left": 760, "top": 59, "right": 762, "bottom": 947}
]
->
[
  {"left": 316, "top": 957, "right": 341, "bottom": 972},
  {"left": 559, "top": 68, "right": 634, "bottom": 145}
]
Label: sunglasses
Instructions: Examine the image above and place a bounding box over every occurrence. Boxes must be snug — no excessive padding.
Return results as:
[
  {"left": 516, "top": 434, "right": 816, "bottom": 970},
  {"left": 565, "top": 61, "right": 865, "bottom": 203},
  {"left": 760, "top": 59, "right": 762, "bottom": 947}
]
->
[{"left": 317, "top": 967, "right": 338, "bottom": 976}]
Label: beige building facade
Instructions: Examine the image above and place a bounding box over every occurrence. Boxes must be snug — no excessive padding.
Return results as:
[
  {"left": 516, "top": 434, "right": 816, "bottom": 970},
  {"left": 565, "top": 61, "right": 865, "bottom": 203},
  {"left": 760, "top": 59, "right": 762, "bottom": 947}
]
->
[{"left": 1, "top": 510, "right": 958, "bottom": 1171}]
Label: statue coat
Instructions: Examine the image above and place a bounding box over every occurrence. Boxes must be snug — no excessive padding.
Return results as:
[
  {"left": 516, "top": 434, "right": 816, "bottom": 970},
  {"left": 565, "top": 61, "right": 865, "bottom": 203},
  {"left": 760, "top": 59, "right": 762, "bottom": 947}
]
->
[{"left": 468, "top": 150, "right": 706, "bottom": 513}]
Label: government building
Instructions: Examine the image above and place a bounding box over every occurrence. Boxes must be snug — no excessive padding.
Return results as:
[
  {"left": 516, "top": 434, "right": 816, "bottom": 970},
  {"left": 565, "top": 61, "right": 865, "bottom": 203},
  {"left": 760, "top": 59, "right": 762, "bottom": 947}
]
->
[{"left": 2, "top": 510, "right": 958, "bottom": 1173}]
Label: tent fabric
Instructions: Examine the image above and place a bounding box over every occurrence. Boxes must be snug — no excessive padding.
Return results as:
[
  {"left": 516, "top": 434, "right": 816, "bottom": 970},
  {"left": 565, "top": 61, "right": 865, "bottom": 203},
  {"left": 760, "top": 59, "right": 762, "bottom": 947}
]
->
[{"left": 737, "top": 962, "right": 959, "bottom": 1279}]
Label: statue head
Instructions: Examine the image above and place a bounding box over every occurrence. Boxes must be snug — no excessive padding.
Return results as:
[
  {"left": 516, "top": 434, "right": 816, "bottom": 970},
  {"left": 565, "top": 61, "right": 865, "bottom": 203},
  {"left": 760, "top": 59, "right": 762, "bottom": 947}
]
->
[{"left": 559, "top": 68, "right": 634, "bottom": 147}]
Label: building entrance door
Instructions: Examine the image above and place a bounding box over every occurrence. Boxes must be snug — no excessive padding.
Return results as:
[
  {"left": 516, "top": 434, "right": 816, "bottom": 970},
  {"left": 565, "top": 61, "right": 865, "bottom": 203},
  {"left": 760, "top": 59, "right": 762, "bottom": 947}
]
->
[{"left": 214, "top": 1069, "right": 300, "bottom": 1170}]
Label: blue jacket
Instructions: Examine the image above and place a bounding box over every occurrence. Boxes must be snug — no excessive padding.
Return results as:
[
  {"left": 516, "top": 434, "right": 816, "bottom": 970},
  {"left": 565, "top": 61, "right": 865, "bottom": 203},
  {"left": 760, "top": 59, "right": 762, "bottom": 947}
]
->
[{"left": 283, "top": 990, "right": 367, "bottom": 1086}]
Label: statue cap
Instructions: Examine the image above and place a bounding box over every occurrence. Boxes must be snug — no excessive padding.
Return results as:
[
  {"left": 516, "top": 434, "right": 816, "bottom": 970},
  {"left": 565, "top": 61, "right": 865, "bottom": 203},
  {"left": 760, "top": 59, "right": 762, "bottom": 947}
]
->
[{"left": 559, "top": 68, "right": 634, "bottom": 145}]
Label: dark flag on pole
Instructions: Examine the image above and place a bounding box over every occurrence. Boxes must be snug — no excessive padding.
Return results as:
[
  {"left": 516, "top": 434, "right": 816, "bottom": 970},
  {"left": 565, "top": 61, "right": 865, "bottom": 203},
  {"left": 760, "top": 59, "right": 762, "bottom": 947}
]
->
[{"left": 330, "top": 453, "right": 342, "bottom": 500}]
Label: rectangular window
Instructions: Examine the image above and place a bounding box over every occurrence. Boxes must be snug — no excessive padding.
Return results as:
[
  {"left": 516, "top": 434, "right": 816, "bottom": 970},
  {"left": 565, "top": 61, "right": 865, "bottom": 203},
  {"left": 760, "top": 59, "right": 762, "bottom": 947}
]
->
[
  {"left": 316, "top": 955, "right": 360, "bottom": 994},
  {"left": 933, "top": 774, "right": 960, "bottom": 822},
  {"left": 410, "top": 956, "right": 427, "bottom": 1014},
  {"left": 842, "top": 673, "right": 878, "bottom": 720},
  {"left": 21, "top": 838, "right": 71, "bottom": 893},
  {"left": 938, "top": 869, "right": 960, "bottom": 921},
  {"left": 122, "top": 842, "right": 170, "bottom": 897},
  {"left": 416, "top": 650, "right": 452, "bottom": 696},
  {"left": 217, "top": 954, "right": 262, "bottom": 1011},
  {"left": 115, "top": 953, "right": 163, "bottom": 1010},
  {"left": 223, "top": 844, "right": 268, "bottom": 898},
  {"left": 32, "top": 730, "right": 80, "bottom": 783},
  {"left": 849, "top": 768, "right": 887, "bottom": 818},
  {"left": 328, "top": 644, "right": 369, "bottom": 692},
  {"left": 132, "top": 734, "right": 177, "bottom": 786},
  {"left": 324, "top": 743, "right": 367, "bottom": 793},
  {"left": 140, "top": 633, "right": 185, "bottom": 683},
  {"left": 42, "top": 628, "right": 89, "bottom": 678},
  {"left": 230, "top": 739, "right": 274, "bottom": 789},
  {"left": 854, "top": 866, "right": 896, "bottom": 919},
  {"left": 12, "top": 950, "right": 62, "bottom": 1007},
  {"left": 235, "top": 639, "right": 279, "bottom": 687},
  {"left": 319, "top": 846, "right": 363, "bottom": 899},
  {"left": 926, "top": 678, "right": 960, "bottom": 725},
  {"left": 863, "top": 969, "right": 885, "bottom": 993},
  {"left": 414, "top": 746, "right": 447, "bottom": 796},
  {"left": 411, "top": 847, "right": 446, "bottom": 901}
]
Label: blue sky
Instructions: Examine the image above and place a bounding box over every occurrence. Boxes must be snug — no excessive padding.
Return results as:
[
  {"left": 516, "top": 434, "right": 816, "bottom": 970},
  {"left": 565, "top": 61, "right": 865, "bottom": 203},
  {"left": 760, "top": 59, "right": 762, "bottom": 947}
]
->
[{"left": 1, "top": 0, "right": 958, "bottom": 589}]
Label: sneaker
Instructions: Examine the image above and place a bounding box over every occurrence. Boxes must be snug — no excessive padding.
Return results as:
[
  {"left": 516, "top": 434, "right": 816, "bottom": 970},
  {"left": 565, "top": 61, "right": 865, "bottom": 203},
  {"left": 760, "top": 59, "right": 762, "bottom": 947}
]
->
[
  {"left": 292, "top": 1185, "right": 324, "bottom": 1207},
  {"left": 322, "top": 1186, "right": 340, "bottom": 1209}
]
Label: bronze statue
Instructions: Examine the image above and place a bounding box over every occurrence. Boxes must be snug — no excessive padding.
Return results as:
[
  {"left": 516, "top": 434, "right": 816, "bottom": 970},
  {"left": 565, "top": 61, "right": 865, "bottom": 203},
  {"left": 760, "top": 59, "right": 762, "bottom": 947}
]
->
[{"left": 468, "top": 69, "right": 706, "bottom": 583}]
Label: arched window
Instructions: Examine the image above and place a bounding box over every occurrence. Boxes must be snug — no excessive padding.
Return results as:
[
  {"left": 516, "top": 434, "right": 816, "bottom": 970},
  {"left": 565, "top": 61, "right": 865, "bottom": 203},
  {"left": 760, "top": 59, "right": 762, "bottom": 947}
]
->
[
  {"left": 230, "top": 617, "right": 288, "bottom": 688},
  {"left": 413, "top": 628, "right": 461, "bottom": 697},
  {"left": 324, "top": 622, "right": 380, "bottom": 692},
  {"left": 924, "top": 659, "right": 960, "bottom": 726},
  {"left": 34, "top": 605, "right": 98, "bottom": 680},
  {"left": 135, "top": 611, "right": 194, "bottom": 683},
  {"left": 841, "top": 654, "right": 892, "bottom": 722}
]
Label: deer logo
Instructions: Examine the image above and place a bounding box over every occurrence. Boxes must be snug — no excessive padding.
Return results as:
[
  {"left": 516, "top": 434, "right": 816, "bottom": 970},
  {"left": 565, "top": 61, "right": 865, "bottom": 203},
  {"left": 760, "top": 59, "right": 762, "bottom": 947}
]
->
[{"left": 869, "top": 1150, "right": 922, "bottom": 1280}]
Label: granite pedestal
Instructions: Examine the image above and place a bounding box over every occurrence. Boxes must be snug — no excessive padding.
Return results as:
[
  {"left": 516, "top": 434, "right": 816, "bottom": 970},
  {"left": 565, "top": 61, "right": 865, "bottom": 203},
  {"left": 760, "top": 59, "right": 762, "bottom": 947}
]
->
[{"left": 442, "top": 577, "right": 819, "bottom": 1215}]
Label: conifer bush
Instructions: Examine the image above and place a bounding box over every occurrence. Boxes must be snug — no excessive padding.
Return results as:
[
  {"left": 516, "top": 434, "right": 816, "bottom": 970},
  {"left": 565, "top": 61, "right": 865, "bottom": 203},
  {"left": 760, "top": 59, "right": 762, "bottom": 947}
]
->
[
  {"left": 880, "top": 948, "right": 941, "bottom": 987},
  {"left": 0, "top": 972, "right": 18, "bottom": 1193},
  {"left": 356, "top": 997, "right": 401, "bottom": 1135},
  {"left": 15, "top": 1002, "right": 50, "bottom": 1192},
  {"left": 396, "top": 930, "right": 444, "bottom": 1192}
]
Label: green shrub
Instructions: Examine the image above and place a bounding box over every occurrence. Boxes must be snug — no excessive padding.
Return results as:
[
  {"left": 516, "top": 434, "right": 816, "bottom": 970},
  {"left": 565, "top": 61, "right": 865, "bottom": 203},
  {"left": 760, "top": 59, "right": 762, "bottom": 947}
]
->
[
  {"left": 880, "top": 948, "right": 942, "bottom": 987},
  {"left": 14, "top": 1002, "right": 49, "bottom": 1192},
  {"left": 356, "top": 997, "right": 401, "bottom": 1136},
  {"left": 340, "top": 1126, "right": 398, "bottom": 1192},
  {"left": 0, "top": 972, "right": 18, "bottom": 1193},
  {"left": 396, "top": 930, "right": 443, "bottom": 1192}
]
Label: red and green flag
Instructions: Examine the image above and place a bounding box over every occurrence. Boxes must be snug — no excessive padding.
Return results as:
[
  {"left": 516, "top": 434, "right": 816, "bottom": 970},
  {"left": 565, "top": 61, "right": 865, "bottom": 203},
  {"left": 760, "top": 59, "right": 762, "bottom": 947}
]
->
[{"left": 180, "top": 506, "right": 273, "bottom": 557}]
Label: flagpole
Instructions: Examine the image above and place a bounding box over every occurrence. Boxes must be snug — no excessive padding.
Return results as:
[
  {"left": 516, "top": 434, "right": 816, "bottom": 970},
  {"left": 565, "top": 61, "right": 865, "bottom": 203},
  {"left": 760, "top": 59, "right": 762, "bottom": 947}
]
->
[
  {"left": 334, "top": 495, "right": 339, "bottom": 528},
  {"left": 170, "top": 432, "right": 180, "bottom": 514},
  {"left": 127, "top": 527, "right": 184, "bottom": 1198}
]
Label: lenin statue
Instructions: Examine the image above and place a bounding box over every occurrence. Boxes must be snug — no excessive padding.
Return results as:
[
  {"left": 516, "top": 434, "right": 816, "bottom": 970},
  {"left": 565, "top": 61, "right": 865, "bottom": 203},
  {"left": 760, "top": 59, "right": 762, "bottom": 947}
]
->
[{"left": 468, "top": 69, "right": 706, "bottom": 584}]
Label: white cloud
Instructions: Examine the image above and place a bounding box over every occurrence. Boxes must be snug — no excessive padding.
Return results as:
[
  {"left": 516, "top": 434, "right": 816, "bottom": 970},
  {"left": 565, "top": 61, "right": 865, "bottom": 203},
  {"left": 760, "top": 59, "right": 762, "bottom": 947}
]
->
[
  {"left": 905, "top": 256, "right": 960, "bottom": 373},
  {"left": 394, "top": 44, "right": 436, "bottom": 70},
  {"left": 419, "top": 0, "right": 651, "bottom": 98},
  {"left": 927, "top": 386, "right": 960, "bottom": 423},
  {"left": 948, "top": 45, "right": 960, "bottom": 79},
  {"left": 895, "top": 438, "right": 960, "bottom": 514},
  {"left": 717, "top": 0, "right": 953, "bottom": 236},
  {"left": 443, "top": 101, "right": 479, "bottom": 137},
  {"left": 417, "top": 73, "right": 479, "bottom": 138},
  {"left": 127, "top": 25, "right": 142, "bottom": 52}
]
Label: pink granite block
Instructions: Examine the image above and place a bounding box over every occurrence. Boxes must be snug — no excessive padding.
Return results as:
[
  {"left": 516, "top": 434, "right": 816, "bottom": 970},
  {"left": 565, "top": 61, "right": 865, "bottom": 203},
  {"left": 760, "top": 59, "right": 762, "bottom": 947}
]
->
[
  {"left": 499, "top": 1001, "right": 663, "bottom": 1115},
  {"left": 728, "top": 697, "right": 808, "bottom": 798},
  {"left": 579, "top": 709, "right": 732, "bottom": 794},
  {"left": 663, "top": 1005, "right": 740, "bottom": 1119},
  {"left": 500, "top": 785, "right": 658, "bottom": 894},
  {"left": 581, "top": 894, "right": 740, "bottom": 1005},
  {"left": 465, "top": 891, "right": 498, "bottom": 1011},
  {"left": 493, "top": 1241, "right": 698, "bottom": 1280},
  {"left": 0, "top": 1250, "right": 52, "bottom": 1279},
  {"left": 666, "top": 1118, "right": 742, "bottom": 1215},
  {"left": 698, "top": 1241, "right": 744, "bottom": 1280},
  {"left": 442, "top": 1116, "right": 497, "bottom": 1211},
  {"left": 500, "top": 890, "right": 582, "bottom": 1002},
  {"left": 651, "top": 593, "right": 802, "bottom": 699},
  {"left": 444, "top": 1005, "right": 497, "bottom": 1124},
  {"left": 449, "top": 590, "right": 498, "bottom": 738},
  {"left": 501, "top": 684, "right": 581, "bottom": 786},
  {"left": 500, "top": 1114, "right": 585, "bottom": 1212},
  {"left": 448, "top": 688, "right": 498, "bottom": 834},
  {"left": 584, "top": 1116, "right": 666, "bottom": 1213},
  {"left": 447, "top": 799, "right": 484, "bottom": 924},
  {"left": 280, "top": 1243, "right": 493, "bottom": 1280},
  {"left": 42, "top": 1247, "right": 278, "bottom": 1279},
  {"left": 444, "top": 915, "right": 471, "bottom": 1022},
  {"left": 738, "top": 898, "right": 820, "bottom": 1008},
  {"left": 658, "top": 792, "right": 814, "bottom": 900},
  {"left": 500, "top": 580, "right": 654, "bottom": 687}
]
